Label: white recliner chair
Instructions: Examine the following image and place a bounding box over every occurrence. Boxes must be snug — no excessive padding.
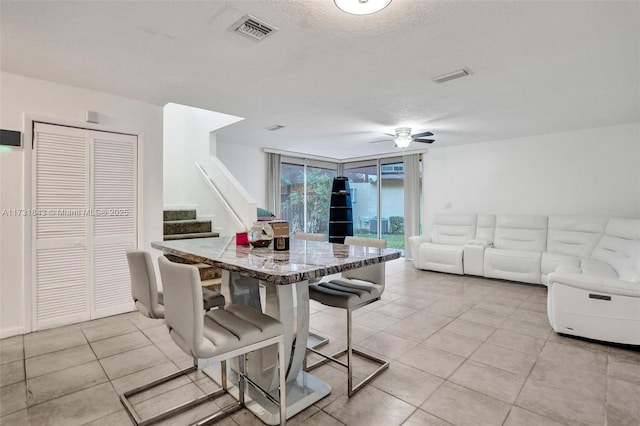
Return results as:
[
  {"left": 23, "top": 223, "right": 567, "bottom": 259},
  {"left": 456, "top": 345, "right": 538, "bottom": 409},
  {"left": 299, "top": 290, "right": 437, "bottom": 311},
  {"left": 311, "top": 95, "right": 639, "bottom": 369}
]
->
[
  {"left": 483, "top": 215, "right": 548, "bottom": 284},
  {"left": 540, "top": 216, "right": 608, "bottom": 285},
  {"left": 409, "top": 213, "right": 477, "bottom": 275},
  {"left": 547, "top": 218, "right": 640, "bottom": 345}
]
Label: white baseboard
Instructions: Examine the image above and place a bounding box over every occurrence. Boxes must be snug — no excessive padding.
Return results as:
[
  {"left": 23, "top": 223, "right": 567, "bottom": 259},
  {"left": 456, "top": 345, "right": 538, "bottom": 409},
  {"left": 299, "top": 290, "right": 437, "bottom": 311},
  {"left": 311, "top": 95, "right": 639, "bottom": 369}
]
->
[{"left": 0, "top": 325, "right": 25, "bottom": 339}]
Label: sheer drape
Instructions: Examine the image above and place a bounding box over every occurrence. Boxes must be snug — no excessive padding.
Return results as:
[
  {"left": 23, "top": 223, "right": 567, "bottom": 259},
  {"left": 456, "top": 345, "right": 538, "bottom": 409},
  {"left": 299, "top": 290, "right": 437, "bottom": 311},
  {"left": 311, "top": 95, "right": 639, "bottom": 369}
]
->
[
  {"left": 403, "top": 154, "right": 421, "bottom": 259},
  {"left": 266, "top": 152, "right": 281, "bottom": 217}
]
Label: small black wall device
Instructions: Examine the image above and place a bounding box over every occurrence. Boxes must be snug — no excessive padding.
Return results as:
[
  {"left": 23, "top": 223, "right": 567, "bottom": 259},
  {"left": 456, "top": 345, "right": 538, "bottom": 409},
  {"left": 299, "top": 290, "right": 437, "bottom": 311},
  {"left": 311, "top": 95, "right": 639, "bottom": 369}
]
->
[{"left": 0, "top": 129, "right": 22, "bottom": 147}]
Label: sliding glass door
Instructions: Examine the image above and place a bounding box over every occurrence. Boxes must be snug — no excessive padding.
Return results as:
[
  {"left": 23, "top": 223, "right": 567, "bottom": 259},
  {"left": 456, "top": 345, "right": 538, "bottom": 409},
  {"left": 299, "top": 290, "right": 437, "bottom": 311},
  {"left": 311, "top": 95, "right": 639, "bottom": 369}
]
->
[
  {"left": 306, "top": 162, "right": 336, "bottom": 237},
  {"left": 344, "top": 161, "right": 378, "bottom": 241},
  {"left": 280, "top": 157, "right": 337, "bottom": 237},
  {"left": 279, "top": 155, "right": 421, "bottom": 253},
  {"left": 380, "top": 160, "right": 405, "bottom": 250},
  {"left": 280, "top": 160, "right": 305, "bottom": 234}
]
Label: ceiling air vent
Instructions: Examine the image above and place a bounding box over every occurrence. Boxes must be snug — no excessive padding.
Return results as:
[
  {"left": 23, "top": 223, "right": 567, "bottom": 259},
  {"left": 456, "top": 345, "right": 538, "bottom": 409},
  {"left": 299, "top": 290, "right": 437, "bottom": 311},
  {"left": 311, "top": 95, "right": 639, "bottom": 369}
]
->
[{"left": 230, "top": 14, "right": 278, "bottom": 42}]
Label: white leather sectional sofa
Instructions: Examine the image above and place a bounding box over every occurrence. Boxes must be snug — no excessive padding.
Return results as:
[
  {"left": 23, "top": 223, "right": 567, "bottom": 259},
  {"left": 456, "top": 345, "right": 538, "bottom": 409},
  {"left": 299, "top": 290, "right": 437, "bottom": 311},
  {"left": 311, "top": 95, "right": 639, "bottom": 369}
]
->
[
  {"left": 409, "top": 214, "right": 640, "bottom": 345},
  {"left": 408, "top": 213, "right": 477, "bottom": 275}
]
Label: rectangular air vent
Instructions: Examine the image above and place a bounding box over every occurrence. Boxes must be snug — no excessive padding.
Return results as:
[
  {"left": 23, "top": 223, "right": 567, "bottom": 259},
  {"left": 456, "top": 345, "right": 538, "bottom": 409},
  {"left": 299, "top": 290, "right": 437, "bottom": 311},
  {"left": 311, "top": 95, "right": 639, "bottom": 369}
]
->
[{"left": 230, "top": 14, "right": 278, "bottom": 42}]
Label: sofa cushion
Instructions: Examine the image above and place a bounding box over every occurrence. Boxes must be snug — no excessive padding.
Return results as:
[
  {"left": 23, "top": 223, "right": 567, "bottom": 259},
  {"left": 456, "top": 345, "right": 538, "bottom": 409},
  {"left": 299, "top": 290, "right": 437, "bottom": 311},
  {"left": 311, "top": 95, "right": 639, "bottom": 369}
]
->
[
  {"left": 548, "top": 272, "right": 640, "bottom": 298},
  {"left": 546, "top": 216, "right": 607, "bottom": 258},
  {"left": 606, "top": 218, "right": 640, "bottom": 240},
  {"left": 418, "top": 243, "right": 464, "bottom": 275},
  {"left": 591, "top": 218, "right": 640, "bottom": 277},
  {"left": 494, "top": 215, "right": 548, "bottom": 251},
  {"left": 484, "top": 248, "right": 542, "bottom": 284},
  {"left": 618, "top": 264, "right": 640, "bottom": 283},
  {"left": 430, "top": 213, "right": 477, "bottom": 246},
  {"left": 541, "top": 252, "right": 580, "bottom": 285},
  {"left": 580, "top": 258, "right": 618, "bottom": 279},
  {"left": 475, "top": 214, "right": 496, "bottom": 242}
]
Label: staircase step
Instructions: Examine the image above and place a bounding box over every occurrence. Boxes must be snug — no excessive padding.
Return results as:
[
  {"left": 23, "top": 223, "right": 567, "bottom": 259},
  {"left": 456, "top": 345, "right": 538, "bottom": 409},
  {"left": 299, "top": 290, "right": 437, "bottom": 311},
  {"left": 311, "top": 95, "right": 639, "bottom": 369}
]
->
[
  {"left": 164, "top": 209, "right": 197, "bottom": 221},
  {"left": 164, "top": 220, "right": 212, "bottom": 236},
  {"left": 202, "top": 278, "right": 222, "bottom": 293},
  {"left": 163, "top": 232, "right": 219, "bottom": 241},
  {"left": 198, "top": 264, "right": 222, "bottom": 280},
  {"left": 164, "top": 254, "right": 223, "bottom": 281}
]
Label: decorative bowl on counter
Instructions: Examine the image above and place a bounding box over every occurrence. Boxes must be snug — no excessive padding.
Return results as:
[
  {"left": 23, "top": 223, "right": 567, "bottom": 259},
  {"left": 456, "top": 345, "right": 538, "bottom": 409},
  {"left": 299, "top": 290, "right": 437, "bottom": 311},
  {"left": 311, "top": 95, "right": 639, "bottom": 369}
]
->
[{"left": 248, "top": 222, "right": 274, "bottom": 248}]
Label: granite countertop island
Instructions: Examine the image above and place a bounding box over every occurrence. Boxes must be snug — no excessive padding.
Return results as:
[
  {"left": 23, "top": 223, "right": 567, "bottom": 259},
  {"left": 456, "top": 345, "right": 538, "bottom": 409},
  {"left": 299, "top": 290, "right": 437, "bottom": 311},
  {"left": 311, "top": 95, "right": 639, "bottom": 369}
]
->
[{"left": 151, "top": 237, "right": 401, "bottom": 285}]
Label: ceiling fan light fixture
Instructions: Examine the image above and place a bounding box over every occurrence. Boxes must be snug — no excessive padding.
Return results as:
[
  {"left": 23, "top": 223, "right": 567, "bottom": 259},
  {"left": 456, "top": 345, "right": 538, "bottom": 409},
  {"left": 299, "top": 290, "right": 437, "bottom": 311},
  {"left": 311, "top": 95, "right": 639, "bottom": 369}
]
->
[
  {"left": 394, "top": 127, "right": 412, "bottom": 148},
  {"left": 394, "top": 135, "right": 412, "bottom": 148},
  {"left": 335, "top": 0, "right": 392, "bottom": 15}
]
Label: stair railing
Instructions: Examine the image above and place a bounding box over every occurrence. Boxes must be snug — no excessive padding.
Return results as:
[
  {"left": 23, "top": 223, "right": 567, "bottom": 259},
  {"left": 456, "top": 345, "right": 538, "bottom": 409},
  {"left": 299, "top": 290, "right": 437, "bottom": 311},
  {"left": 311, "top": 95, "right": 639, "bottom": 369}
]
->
[{"left": 195, "top": 162, "right": 247, "bottom": 233}]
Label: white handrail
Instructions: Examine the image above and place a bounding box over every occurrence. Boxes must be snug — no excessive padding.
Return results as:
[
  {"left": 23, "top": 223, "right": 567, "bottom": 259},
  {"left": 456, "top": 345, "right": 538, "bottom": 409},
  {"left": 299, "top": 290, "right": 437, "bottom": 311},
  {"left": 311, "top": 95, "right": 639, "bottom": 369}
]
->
[{"left": 195, "top": 162, "right": 246, "bottom": 232}]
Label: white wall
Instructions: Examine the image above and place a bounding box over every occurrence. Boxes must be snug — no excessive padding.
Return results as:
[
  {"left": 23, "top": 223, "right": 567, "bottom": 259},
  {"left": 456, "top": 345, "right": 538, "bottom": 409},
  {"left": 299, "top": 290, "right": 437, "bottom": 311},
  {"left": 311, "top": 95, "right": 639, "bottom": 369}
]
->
[
  {"left": 423, "top": 122, "right": 640, "bottom": 232},
  {"left": 0, "top": 72, "right": 164, "bottom": 338},
  {"left": 216, "top": 142, "right": 267, "bottom": 208},
  {"left": 163, "top": 104, "right": 255, "bottom": 234}
]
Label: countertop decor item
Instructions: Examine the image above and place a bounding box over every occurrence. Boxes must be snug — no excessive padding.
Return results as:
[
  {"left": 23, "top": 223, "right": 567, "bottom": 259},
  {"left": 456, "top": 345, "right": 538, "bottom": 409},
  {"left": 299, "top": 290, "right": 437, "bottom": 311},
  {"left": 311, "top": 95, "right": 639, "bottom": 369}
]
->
[
  {"left": 248, "top": 221, "right": 274, "bottom": 248},
  {"left": 236, "top": 231, "right": 249, "bottom": 245},
  {"left": 328, "top": 177, "right": 354, "bottom": 244},
  {"left": 270, "top": 220, "right": 290, "bottom": 251}
]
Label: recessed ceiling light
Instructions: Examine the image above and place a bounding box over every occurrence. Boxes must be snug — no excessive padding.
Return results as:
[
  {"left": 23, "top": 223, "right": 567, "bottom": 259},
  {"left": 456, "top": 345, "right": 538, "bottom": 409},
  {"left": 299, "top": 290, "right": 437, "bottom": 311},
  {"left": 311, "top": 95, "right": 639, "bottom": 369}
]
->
[{"left": 335, "top": 0, "right": 392, "bottom": 15}]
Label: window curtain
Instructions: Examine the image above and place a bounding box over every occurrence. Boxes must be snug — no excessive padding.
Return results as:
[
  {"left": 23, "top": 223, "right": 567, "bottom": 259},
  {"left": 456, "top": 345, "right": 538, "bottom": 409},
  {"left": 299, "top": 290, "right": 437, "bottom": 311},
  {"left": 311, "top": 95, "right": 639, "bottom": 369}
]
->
[
  {"left": 266, "top": 152, "right": 281, "bottom": 217},
  {"left": 403, "top": 154, "right": 421, "bottom": 259}
]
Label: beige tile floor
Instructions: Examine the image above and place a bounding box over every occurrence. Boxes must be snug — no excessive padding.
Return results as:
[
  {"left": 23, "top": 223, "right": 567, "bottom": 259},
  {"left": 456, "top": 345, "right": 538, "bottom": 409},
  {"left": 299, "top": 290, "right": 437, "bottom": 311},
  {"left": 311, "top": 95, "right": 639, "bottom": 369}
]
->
[{"left": 1, "top": 259, "right": 639, "bottom": 425}]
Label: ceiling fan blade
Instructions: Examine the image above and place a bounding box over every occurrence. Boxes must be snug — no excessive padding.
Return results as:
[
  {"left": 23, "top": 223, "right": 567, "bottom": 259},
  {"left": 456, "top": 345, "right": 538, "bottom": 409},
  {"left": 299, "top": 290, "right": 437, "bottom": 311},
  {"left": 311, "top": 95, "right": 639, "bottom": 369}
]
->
[
  {"left": 369, "top": 139, "right": 394, "bottom": 144},
  {"left": 382, "top": 133, "right": 395, "bottom": 137},
  {"left": 413, "top": 138, "right": 435, "bottom": 144},
  {"left": 412, "top": 131, "right": 433, "bottom": 138}
]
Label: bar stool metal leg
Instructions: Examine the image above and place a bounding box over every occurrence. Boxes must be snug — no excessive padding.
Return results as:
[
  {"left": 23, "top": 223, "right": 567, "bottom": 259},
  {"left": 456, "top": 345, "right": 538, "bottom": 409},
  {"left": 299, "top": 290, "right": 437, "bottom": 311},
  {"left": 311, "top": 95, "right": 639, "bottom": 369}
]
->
[{"left": 306, "top": 305, "right": 389, "bottom": 397}]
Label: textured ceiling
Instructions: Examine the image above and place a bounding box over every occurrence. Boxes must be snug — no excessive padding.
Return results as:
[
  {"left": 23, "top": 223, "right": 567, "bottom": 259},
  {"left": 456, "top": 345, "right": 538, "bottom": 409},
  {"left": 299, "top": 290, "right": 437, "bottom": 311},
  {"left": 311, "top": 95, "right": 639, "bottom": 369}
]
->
[{"left": 1, "top": 0, "right": 639, "bottom": 159}]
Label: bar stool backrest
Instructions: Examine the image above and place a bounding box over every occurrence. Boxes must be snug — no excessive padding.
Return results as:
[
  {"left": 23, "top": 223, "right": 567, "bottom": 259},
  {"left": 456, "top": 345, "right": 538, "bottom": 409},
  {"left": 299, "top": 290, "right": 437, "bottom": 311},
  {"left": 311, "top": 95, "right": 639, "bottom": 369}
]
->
[
  {"left": 158, "top": 257, "right": 216, "bottom": 359},
  {"left": 341, "top": 236, "right": 387, "bottom": 292},
  {"left": 126, "top": 250, "right": 164, "bottom": 319},
  {"left": 294, "top": 232, "right": 326, "bottom": 242}
]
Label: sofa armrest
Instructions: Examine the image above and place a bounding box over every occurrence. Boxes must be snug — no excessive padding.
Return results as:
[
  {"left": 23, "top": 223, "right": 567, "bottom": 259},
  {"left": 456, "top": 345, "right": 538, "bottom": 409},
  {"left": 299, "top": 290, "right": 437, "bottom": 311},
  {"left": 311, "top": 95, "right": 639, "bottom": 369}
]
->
[
  {"left": 547, "top": 272, "right": 640, "bottom": 298},
  {"left": 408, "top": 235, "right": 431, "bottom": 268},
  {"left": 409, "top": 235, "right": 431, "bottom": 245},
  {"left": 554, "top": 262, "right": 581, "bottom": 274},
  {"left": 463, "top": 240, "right": 491, "bottom": 276}
]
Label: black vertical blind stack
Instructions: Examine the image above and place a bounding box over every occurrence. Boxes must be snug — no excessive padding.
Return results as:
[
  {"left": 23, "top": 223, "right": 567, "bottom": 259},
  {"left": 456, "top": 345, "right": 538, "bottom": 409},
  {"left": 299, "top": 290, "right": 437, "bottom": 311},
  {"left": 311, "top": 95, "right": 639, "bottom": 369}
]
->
[{"left": 328, "top": 177, "right": 354, "bottom": 244}]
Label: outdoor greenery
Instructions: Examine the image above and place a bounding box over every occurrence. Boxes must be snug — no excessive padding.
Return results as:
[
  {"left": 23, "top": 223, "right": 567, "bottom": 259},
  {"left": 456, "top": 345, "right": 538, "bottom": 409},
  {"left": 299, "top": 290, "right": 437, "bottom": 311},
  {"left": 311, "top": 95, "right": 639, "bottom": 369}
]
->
[
  {"left": 281, "top": 166, "right": 334, "bottom": 234},
  {"left": 353, "top": 232, "right": 405, "bottom": 250},
  {"left": 389, "top": 216, "right": 404, "bottom": 234},
  {"left": 281, "top": 162, "right": 407, "bottom": 251}
]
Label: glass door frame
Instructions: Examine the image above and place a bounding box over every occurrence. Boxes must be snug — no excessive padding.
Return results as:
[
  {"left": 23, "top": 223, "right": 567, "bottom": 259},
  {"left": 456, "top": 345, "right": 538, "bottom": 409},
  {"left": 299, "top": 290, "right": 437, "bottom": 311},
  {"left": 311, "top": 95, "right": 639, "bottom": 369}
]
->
[{"left": 281, "top": 156, "right": 337, "bottom": 235}]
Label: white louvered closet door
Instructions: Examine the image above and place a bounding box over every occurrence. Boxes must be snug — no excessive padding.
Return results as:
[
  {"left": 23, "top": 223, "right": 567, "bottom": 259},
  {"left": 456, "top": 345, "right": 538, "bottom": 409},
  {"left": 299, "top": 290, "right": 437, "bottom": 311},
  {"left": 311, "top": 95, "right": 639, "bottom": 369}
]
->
[
  {"left": 34, "top": 123, "right": 91, "bottom": 329},
  {"left": 33, "top": 123, "right": 138, "bottom": 330},
  {"left": 92, "top": 130, "right": 137, "bottom": 317}
]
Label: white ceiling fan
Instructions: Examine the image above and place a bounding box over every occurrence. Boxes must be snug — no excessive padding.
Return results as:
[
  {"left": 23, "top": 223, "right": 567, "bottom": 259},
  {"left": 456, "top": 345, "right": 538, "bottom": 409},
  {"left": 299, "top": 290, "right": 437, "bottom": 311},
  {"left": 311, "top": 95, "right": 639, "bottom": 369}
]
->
[{"left": 369, "top": 127, "right": 435, "bottom": 148}]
